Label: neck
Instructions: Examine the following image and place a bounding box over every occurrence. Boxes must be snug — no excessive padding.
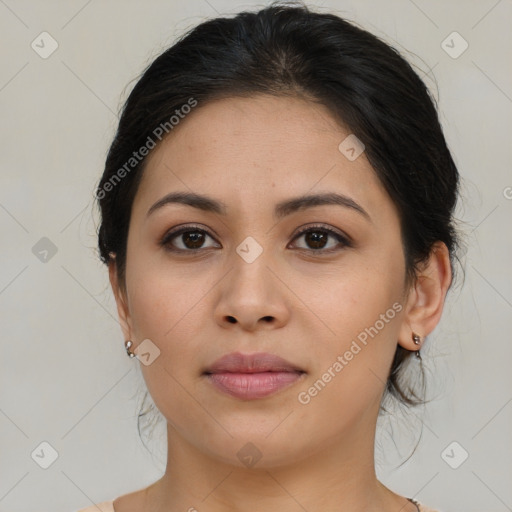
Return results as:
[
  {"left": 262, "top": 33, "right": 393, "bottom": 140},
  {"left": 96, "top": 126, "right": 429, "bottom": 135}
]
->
[{"left": 145, "top": 407, "right": 410, "bottom": 512}]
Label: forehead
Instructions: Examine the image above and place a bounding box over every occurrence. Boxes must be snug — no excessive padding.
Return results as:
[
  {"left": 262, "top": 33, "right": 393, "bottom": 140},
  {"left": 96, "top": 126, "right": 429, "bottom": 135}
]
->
[{"left": 134, "top": 94, "right": 393, "bottom": 220}]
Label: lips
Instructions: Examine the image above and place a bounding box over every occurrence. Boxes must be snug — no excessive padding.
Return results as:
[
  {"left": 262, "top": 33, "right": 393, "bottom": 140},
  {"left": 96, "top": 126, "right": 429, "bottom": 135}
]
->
[
  {"left": 204, "top": 352, "right": 304, "bottom": 374},
  {"left": 203, "top": 352, "right": 305, "bottom": 400}
]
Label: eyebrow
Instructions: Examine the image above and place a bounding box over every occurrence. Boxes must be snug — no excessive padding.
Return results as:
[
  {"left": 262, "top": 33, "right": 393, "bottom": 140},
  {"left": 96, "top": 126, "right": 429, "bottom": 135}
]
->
[{"left": 146, "top": 191, "right": 371, "bottom": 222}]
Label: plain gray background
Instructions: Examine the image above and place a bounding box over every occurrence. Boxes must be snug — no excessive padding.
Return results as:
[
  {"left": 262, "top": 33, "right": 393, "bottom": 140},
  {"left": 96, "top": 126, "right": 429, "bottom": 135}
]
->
[{"left": 1, "top": 1, "right": 511, "bottom": 511}]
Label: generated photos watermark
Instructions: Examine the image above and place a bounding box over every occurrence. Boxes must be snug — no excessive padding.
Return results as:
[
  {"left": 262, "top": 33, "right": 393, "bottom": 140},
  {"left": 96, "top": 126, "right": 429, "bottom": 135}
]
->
[
  {"left": 297, "top": 301, "right": 403, "bottom": 404},
  {"left": 95, "top": 97, "right": 198, "bottom": 200}
]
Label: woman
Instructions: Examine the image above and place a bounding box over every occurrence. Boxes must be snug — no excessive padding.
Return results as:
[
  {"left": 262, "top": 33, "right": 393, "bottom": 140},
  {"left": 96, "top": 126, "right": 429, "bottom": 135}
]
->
[{"left": 79, "top": 2, "right": 460, "bottom": 511}]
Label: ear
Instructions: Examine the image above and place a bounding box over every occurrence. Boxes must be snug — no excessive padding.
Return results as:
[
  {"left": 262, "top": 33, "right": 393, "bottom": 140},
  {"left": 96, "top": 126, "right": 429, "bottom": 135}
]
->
[
  {"left": 108, "top": 254, "right": 133, "bottom": 342},
  {"left": 398, "top": 241, "right": 452, "bottom": 351}
]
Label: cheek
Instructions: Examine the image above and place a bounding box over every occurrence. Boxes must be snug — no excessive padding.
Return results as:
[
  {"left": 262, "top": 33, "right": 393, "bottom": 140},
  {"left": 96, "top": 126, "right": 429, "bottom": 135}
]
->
[
  {"left": 293, "top": 293, "right": 403, "bottom": 445},
  {"left": 124, "top": 250, "right": 219, "bottom": 378},
  {"left": 125, "top": 245, "right": 205, "bottom": 338},
  {"left": 304, "top": 259, "right": 403, "bottom": 348},
  {"left": 125, "top": 263, "right": 209, "bottom": 433},
  {"left": 122, "top": 266, "right": 195, "bottom": 415},
  {"left": 296, "top": 257, "right": 405, "bottom": 405}
]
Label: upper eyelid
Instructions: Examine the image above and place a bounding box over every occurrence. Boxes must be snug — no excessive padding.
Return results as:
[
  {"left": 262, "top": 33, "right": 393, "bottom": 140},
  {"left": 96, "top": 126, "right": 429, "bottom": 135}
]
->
[{"left": 293, "top": 223, "right": 349, "bottom": 240}]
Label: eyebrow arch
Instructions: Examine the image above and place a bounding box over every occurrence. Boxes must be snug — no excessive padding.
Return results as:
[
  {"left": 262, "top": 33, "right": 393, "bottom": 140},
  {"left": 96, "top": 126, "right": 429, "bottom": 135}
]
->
[{"left": 146, "top": 191, "right": 371, "bottom": 222}]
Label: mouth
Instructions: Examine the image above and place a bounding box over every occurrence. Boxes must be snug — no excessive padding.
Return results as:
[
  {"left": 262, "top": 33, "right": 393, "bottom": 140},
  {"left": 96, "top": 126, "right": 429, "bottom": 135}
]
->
[{"left": 203, "top": 352, "right": 306, "bottom": 400}]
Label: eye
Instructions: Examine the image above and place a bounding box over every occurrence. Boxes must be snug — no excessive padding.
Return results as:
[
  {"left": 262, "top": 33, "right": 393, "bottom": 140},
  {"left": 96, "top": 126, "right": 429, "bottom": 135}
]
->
[
  {"left": 289, "top": 224, "right": 352, "bottom": 253},
  {"left": 160, "top": 224, "right": 219, "bottom": 252},
  {"left": 160, "top": 223, "right": 351, "bottom": 254}
]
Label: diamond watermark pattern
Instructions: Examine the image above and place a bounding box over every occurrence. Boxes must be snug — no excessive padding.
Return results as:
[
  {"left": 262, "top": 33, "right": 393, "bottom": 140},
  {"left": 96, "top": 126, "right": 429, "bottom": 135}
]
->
[
  {"left": 441, "top": 441, "right": 469, "bottom": 469},
  {"left": 441, "top": 31, "right": 468, "bottom": 59},
  {"left": 236, "top": 442, "right": 262, "bottom": 468},
  {"left": 236, "top": 236, "right": 263, "bottom": 263},
  {"left": 31, "top": 31, "right": 59, "bottom": 59},
  {"left": 32, "top": 237, "right": 58, "bottom": 263},
  {"left": 338, "top": 134, "right": 365, "bottom": 161},
  {"left": 134, "top": 338, "right": 161, "bottom": 366},
  {"left": 31, "top": 441, "right": 59, "bottom": 469}
]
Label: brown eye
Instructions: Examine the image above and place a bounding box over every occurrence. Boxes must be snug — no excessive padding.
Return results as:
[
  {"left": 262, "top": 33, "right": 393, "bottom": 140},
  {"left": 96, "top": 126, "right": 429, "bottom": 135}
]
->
[
  {"left": 180, "top": 231, "right": 207, "bottom": 249},
  {"left": 303, "top": 230, "right": 329, "bottom": 249},
  {"left": 290, "top": 225, "right": 351, "bottom": 253},
  {"left": 160, "top": 226, "right": 219, "bottom": 252}
]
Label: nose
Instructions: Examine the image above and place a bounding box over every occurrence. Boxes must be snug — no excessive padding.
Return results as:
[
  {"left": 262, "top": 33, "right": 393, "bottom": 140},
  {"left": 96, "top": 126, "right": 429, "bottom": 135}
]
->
[{"left": 214, "top": 248, "right": 290, "bottom": 332}]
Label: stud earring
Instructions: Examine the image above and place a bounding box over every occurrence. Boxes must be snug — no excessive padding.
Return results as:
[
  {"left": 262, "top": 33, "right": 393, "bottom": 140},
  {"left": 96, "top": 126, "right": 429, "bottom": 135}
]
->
[
  {"left": 125, "top": 340, "right": 135, "bottom": 358},
  {"left": 412, "top": 332, "right": 422, "bottom": 359}
]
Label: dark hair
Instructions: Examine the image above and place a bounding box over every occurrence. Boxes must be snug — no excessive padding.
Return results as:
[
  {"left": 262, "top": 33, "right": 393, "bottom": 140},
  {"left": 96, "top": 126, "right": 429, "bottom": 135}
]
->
[{"left": 96, "top": 1, "right": 462, "bottom": 424}]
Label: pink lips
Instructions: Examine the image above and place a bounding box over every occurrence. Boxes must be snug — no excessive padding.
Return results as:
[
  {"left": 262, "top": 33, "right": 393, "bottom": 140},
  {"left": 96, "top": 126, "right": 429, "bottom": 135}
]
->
[{"left": 203, "top": 352, "right": 305, "bottom": 400}]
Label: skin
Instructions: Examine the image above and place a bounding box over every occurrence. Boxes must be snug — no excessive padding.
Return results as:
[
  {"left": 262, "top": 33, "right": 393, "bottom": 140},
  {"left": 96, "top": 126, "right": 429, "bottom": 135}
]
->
[{"left": 109, "top": 94, "right": 452, "bottom": 512}]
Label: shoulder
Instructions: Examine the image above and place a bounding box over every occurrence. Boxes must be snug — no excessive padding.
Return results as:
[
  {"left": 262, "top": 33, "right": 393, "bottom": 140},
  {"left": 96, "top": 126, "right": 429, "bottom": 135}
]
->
[
  {"left": 75, "top": 500, "right": 115, "bottom": 512},
  {"left": 417, "top": 503, "right": 443, "bottom": 512}
]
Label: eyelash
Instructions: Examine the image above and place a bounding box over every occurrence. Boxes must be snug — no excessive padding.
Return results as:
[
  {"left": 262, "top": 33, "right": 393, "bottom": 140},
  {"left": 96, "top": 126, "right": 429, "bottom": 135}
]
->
[{"left": 159, "top": 223, "right": 352, "bottom": 255}]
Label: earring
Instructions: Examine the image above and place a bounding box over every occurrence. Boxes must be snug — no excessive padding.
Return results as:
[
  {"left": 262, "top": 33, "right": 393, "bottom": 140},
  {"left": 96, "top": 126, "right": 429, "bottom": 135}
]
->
[
  {"left": 412, "top": 332, "right": 422, "bottom": 359},
  {"left": 125, "top": 340, "right": 135, "bottom": 358}
]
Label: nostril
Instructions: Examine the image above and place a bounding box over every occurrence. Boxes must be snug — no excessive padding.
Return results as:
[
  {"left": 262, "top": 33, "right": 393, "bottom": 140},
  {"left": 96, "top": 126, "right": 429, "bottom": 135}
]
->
[{"left": 226, "top": 316, "right": 237, "bottom": 323}]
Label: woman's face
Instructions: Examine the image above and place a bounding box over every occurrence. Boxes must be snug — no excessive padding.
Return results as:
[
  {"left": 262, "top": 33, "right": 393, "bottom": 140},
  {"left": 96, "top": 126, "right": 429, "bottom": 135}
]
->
[{"left": 112, "top": 94, "right": 413, "bottom": 468}]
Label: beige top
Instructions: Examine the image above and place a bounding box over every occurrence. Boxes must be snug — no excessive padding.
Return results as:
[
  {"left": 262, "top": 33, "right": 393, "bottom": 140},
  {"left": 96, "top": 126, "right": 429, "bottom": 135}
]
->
[
  {"left": 76, "top": 501, "right": 114, "bottom": 512},
  {"left": 75, "top": 498, "right": 441, "bottom": 512}
]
